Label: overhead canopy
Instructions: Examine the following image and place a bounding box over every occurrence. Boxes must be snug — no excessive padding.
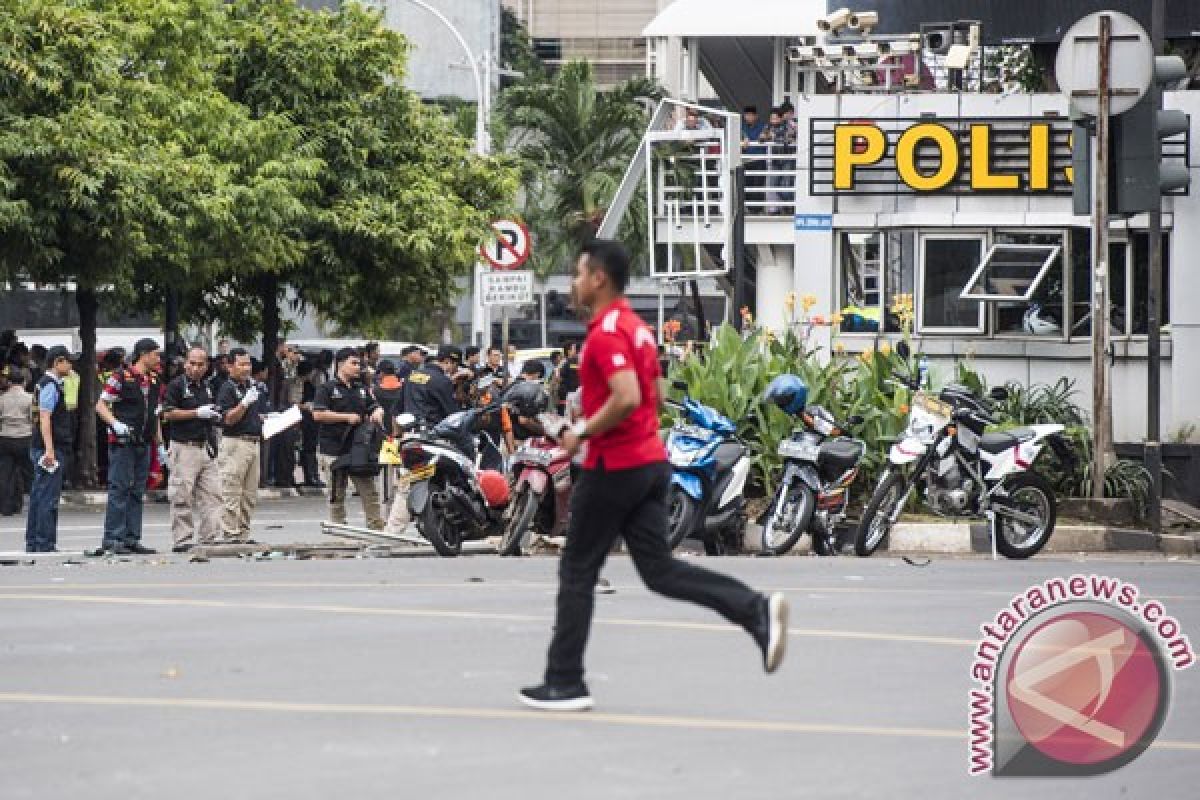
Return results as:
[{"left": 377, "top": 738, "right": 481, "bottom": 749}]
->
[{"left": 643, "top": 0, "right": 825, "bottom": 38}]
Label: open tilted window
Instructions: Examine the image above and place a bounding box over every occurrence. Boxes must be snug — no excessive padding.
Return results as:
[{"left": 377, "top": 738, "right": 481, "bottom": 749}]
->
[{"left": 960, "top": 243, "right": 1062, "bottom": 302}]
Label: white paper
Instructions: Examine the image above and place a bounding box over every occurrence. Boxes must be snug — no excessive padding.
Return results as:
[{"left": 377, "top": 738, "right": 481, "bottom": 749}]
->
[{"left": 262, "top": 405, "right": 303, "bottom": 440}]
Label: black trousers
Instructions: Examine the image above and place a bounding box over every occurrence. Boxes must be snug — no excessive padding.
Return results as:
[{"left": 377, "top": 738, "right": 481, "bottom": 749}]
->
[
  {"left": 545, "top": 460, "right": 762, "bottom": 687},
  {"left": 0, "top": 436, "right": 32, "bottom": 515}
]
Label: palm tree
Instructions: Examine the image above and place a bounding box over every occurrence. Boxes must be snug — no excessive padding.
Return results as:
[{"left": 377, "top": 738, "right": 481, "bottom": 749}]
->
[{"left": 496, "top": 61, "right": 661, "bottom": 278}]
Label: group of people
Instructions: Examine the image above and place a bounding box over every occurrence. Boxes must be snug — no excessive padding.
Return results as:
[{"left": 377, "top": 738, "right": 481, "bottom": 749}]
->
[{"left": 741, "top": 103, "right": 798, "bottom": 214}]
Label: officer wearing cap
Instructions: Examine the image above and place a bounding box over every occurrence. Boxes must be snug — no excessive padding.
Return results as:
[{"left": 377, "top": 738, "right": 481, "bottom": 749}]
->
[
  {"left": 216, "top": 347, "right": 270, "bottom": 544},
  {"left": 312, "top": 347, "right": 386, "bottom": 529},
  {"left": 25, "top": 345, "right": 73, "bottom": 552},
  {"left": 161, "top": 346, "right": 223, "bottom": 552},
  {"left": 401, "top": 345, "right": 463, "bottom": 427},
  {"left": 94, "top": 337, "right": 164, "bottom": 555}
]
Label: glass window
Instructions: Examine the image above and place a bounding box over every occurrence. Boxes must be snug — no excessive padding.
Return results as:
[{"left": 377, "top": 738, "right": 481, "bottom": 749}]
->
[
  {"left": 1068, "top": 229, "right": 1169, "bottom": 338},
  {"left": 837, "top": 230, "right": 916, "bottom": 334},
  {"left": 918, "top": 235, "right": 985, "bottom": 333},
  {"left": 990, "top": 231, "right": 1066, "bottom": 336}
]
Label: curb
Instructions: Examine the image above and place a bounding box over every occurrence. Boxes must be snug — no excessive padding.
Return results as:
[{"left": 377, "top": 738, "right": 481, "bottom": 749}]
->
[{"left": 60, "top": 487, "right": 328, "bottom": 507}]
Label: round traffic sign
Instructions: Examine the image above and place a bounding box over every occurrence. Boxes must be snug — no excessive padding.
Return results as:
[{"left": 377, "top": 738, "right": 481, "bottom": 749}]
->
[
  {"left": 1055, "top": 11, "right": 1153, "bottom": 117},
  {"left": 480, "top": 219, "right": 531, "bottom": 270}
]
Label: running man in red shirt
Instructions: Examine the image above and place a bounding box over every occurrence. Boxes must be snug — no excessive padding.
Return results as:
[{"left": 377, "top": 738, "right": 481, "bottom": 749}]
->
[{"left": 519, "top": 240, "right": 789, "bottom": 712}]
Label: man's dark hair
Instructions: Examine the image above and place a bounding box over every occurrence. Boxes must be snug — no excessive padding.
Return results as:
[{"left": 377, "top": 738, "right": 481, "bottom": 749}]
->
[
  {"left": 743, "top": 105, "right": 758, "bottom": 114},
  {"left": 378, "top": 359, "right": 397, "bottom": 375},
  {"left": 229, "top": 347, "right": 250, "bottom": 363},
  {"left": 522, "top": 360, "right": 546, "bottom": 379},
  {"left": 580, "top": 238, "right": 631, "bottom": 293},
  {"left": 486, "top": 345, "right": 502, "bottom": 357},
  {"left": 400, "top": 345, "right": 421, "bottom": 357},
  {"left": 335, "top": 347, "right": 359, "bottom": 365},
  {"left": 464, "top": 345, "right": 480, "bottom": 360},
  {"left": 297, "top": 360, "right": 315, "bottom": 378},
  {"left": 30, "top": 344, "right": 47, "bottom": 361},
  {"left": 364, "top": 341, "right": 379, "bottom": 355}
]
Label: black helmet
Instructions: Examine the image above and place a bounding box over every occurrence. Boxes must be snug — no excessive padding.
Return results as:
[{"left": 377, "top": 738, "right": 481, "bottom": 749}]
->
[{"left": 504, "top": 380, "right": 549, "bottom": 418}]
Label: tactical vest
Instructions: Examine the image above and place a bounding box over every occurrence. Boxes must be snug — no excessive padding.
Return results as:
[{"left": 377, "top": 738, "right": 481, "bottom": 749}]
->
[
  {"left": 31, "top": 374, "right": 73, "bottom": 452},
  {"left": 111, "top": 367, "right": 159, "bottom": 442}
]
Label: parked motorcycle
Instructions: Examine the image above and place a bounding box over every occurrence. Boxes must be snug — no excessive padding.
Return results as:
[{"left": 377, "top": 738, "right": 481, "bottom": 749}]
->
[
  {"left": 498, "top": 411, "right": 573, "bottom": 557},
  {"left": 397, "top": 405, "right": 511, "bottom": 557},
  {"left": 854, "top": 342, "right": 1074, "bottom": 559},
  {"left": 760, "top": 374, "right": 865, "bottom": 556},
  {"left": 664, "top": 381, "right": 752, "bottom": 555}
]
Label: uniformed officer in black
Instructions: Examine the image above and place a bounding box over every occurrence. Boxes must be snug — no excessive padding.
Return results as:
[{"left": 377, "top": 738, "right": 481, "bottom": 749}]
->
[
  {"left": 161, "top": 346, "right": 223, "bottom": 552},
  {"left": 312, "top": 347, "right": 386, "bottom": 529},
  {"left": 401, "top": 345, "right": 463, "bottom": 427},
  {"left": 216, "top": 348, "right": 270, "bottom": 543}
]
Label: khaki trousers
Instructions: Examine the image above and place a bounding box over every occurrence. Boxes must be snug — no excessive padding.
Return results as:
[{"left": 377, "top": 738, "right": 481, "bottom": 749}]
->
[
  {"left": 219, "top": 437, "right": 260, "bottom": 540},
  {"left": 168, "top": 443, "right": 222, "bottom": 546},
  {"left": 319, "top": 454, "right": 383, "bottom": 530},
  {"left": 384, "top": 472, "right": 412, "bottom": 533}
]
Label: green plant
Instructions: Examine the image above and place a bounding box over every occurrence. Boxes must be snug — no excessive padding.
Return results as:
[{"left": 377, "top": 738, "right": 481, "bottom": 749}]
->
[{"left": 1170, "top": 422, "right": 1198, "bottom": 444}]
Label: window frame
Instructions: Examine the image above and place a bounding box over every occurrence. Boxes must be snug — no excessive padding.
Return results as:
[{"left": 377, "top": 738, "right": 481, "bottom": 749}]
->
[{"left": 916, "top": 231, "right": 987, "bottom": 335}]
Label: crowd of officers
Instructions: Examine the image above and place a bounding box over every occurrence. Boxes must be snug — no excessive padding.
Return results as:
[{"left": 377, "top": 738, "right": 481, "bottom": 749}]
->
[{"left": 6, "top": 332, "right": 580, "bottom": 555}]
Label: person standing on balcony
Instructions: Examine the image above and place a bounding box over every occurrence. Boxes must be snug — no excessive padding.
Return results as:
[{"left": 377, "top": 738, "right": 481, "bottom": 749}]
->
[
  {"left": 761, "top": 108, "right": 794, "bottom": 215},
  {"left": 518, "top": 239, "right": 789, "bottom": 712},
  {"left": 741, "top": 105, "right": 767, "bottom": 201}
]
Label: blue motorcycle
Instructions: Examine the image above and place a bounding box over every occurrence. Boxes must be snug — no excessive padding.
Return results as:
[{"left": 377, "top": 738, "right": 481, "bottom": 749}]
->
[{"left": 664, "top": 381, "right": 753, "bottom": 555}]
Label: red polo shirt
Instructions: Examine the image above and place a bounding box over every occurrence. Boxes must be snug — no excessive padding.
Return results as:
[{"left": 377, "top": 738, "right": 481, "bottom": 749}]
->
[{"left": 579, "top": 297, "right": 667, "bottom": 470}]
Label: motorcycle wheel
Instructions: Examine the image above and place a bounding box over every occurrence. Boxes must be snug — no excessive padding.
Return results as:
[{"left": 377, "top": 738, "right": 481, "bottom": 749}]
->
[
  {"left": 994, "top": 473, "right": 1056, "bottom": 559},
  {"left": 421, "top": 490, "right": 462, "bottom": 557},
  {"left": 760, "top": 484, "right": 815, "bottom": 556},
  {"left": 854, "top": 470, "right": 905, "bottom": 557},
  {"left": 666, "top": 486, "right": 700, "bottom": 551},
  {"left": 499, "top": 487, "right": 539, "bottom": 556}
]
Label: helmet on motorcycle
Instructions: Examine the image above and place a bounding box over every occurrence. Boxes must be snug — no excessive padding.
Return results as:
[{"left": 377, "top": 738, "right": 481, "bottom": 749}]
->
[
  {"left": 478, "top": 470, "right": 511, "bottom": 508},
  {"left": 763, "top": 374, "right": 808, "bottom": 415},
  {"left": 504, "top": 380, "right": 550, "bottom": 419}
]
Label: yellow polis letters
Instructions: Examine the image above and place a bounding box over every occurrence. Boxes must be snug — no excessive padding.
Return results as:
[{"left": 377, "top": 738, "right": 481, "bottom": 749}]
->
[{"left": 832, "top": 121, "right": 1062, "bottom": 191}]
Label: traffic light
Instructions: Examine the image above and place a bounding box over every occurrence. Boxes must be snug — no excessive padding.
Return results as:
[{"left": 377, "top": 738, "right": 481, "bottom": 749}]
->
[{"left": 1112, "top": 55, "right": 1191, "bottom": 215}]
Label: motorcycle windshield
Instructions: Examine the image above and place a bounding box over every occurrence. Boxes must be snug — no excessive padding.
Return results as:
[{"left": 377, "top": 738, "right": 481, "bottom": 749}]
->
[{"left": 683, "top": 398, "right": 736, "bottom": 435}]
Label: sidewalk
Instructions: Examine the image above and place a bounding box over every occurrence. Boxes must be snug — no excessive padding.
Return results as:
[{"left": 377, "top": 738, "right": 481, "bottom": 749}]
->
[{"left": 60, "top": 487, "right": 328, "bottom": 507}]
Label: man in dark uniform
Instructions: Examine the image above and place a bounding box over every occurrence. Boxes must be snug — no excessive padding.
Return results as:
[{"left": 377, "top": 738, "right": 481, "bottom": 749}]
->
[
  {"left": 161, "top": 346, "right": 223, "bottom": 552},
  {"left": 25, "top": 346, "right": 73, "bottom": 552},
  {"left": 396, "top": 345, "right": 424, "bottom": 381},
  {"left": 519, "top": 240, "right": 789, "bottom": 712},
  {"left": 401, "top": 345, "right": 462, "bottom": 427},
  {"left": 216, "top": 348, "right": 270, "bottom": 543},
  {"left": 312, "top": 347, "right": 386, "bottom": 529},
  {"left": 95, "top": 338, "right": 164, "bottom": 555}
]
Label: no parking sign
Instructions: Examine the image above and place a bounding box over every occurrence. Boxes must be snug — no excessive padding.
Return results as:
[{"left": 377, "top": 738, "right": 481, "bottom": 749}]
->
[{"left": 479, "top": 219, "right": 531, "bottom": 270}]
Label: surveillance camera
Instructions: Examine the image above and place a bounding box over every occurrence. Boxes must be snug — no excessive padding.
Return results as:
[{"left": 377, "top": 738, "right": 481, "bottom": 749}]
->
[
  {"left": 818, "top": 7, "right": 851, "bottom": 33},
  {"left": 848, "top": 11, "right": 878, "bottom": 32}
]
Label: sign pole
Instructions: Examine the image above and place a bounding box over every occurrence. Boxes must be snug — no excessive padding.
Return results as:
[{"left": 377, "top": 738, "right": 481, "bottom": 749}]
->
[
  {"left": 1091, "top": 13, "right": 1113, "bottom": 499},
  {"left": 1147, "top": 0, "right": 1165, "bottom": 534},
  {"left": 501, "top": 307, "right": 510, "bottom": 371}
]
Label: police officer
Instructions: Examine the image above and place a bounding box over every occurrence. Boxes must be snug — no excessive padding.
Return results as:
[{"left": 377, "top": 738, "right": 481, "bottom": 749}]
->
[
  {"left": 161, "top": 346, "right": 223, "bottom": 553},
  {"left": 312, "top": 348, "right": 386, "bottom": 529},
  {"left": 401, "top": 345, "right": 463, "bottom": 427},
  {"left": 216, "top": 348, "right": 270, "bottom": 544},
  {"left": 25, "top": 346, "right": 73, "bottom": 552},
  {"left": 95, "top": 338, "right": 164, "bottom": 556}
]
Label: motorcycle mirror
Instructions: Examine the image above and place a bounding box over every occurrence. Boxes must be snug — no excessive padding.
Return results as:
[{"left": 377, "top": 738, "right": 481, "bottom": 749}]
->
[
  {"left": 671, "top": 380, "right": 689, "bottom": 393},
  {"left": 394, "top": 412, "right": 416, "bottom": 429},
  {"left": 988, "top": 386, "right": 1010, "bottom": 403},
  {"left": 895, "top": 340, "right": 911, "bottom": 360}
]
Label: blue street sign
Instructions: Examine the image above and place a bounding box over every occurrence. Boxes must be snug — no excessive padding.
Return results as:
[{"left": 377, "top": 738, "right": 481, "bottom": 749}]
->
[{"left": 794, "top": 213, "right": 833, "bottom": 231}]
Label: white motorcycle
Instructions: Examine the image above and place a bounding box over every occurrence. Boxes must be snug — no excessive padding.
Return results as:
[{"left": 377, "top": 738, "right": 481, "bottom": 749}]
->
[{"left": 854, "top": 342, "right": 1075, "bottom": 560}]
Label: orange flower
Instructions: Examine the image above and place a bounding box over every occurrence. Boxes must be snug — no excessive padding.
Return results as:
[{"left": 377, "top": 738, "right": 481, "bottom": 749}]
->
[
  {"left": 898, "top": 403, "right": 910, "bottom": 415},
  {"left": 812, "top": 314, "right": 827, "bottom": 326}
]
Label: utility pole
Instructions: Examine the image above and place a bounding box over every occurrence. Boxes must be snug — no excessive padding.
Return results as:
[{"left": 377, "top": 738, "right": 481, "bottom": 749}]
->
[
  {"left": 1146, "top": 0, "right": 1165, "bottom": 533},
  {"left": 1091, "top": 14, "right": 1113, "bottom": 499}
]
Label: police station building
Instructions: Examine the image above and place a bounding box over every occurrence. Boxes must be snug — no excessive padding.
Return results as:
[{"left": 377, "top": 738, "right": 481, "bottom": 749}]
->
[{"left": 628, "top": 0, "right": 1200, "bottom": 444}]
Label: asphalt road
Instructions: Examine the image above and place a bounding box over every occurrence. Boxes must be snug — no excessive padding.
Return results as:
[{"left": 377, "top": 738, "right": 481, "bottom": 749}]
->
[{"left": 2, "top": 498, "right": 1198, "bottom": 799}]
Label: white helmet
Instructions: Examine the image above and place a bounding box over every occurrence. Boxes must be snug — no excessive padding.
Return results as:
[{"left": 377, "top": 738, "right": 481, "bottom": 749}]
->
[{"left": 1023, "top": 304, "right": 1061, "bottom": 336}]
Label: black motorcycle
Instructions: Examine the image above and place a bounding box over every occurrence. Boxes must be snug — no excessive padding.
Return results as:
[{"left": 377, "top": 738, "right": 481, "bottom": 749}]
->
[{"left": 761, "top": 405, "right": 865, "bottom": 556}]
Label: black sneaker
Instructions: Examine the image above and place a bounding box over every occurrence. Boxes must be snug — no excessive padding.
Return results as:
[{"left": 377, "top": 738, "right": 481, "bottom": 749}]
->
[
  {"left": 518, "top": 683, "right": 593, "bottom": 712},
  {"left": 172, "top": 544, "right": 193, "bottom": 554},
  {"left": 125, "top": 543, "right": 157, "bottom": 555},
  {"left": 754, "top": 592, "right": 790, "bottom": 674}
]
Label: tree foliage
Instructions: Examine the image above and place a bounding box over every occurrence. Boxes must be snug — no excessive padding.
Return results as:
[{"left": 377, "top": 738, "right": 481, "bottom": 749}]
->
[{"left": 497, "top": 60, "right": 660, "bottom": 277}]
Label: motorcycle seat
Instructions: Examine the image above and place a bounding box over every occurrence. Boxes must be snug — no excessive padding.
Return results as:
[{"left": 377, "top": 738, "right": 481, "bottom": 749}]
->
[
  {"left": 979, "top": 428, "right": 1036, "bottom": 454},
  {"left": 714, "top": 441, "right": 744, "bottom": 471},
  {"left": 818, "top": 439, "right": 865, "bottom": 473}
]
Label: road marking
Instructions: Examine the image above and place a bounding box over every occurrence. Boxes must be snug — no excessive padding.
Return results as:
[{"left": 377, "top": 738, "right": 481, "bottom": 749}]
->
[
  {"left": 0, "top": 691, "right": 1196, "bottom": 751},
  {"left": 0, "top": 592, "right": 977, "bottom": 647}
]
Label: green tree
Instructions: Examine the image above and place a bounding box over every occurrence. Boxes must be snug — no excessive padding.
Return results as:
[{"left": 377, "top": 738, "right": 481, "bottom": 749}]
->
[
  {"left": 212, "top": 0, "right": 516, "bottom": 362},
  {"left": 497, "top": 60, "right": 660, "bottom": 278}
]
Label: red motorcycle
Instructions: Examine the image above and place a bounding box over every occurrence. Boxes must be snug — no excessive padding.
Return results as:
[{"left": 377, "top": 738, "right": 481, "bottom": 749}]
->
[{"left": 499, "top": 414, "right": 573, "bottom": 556}]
